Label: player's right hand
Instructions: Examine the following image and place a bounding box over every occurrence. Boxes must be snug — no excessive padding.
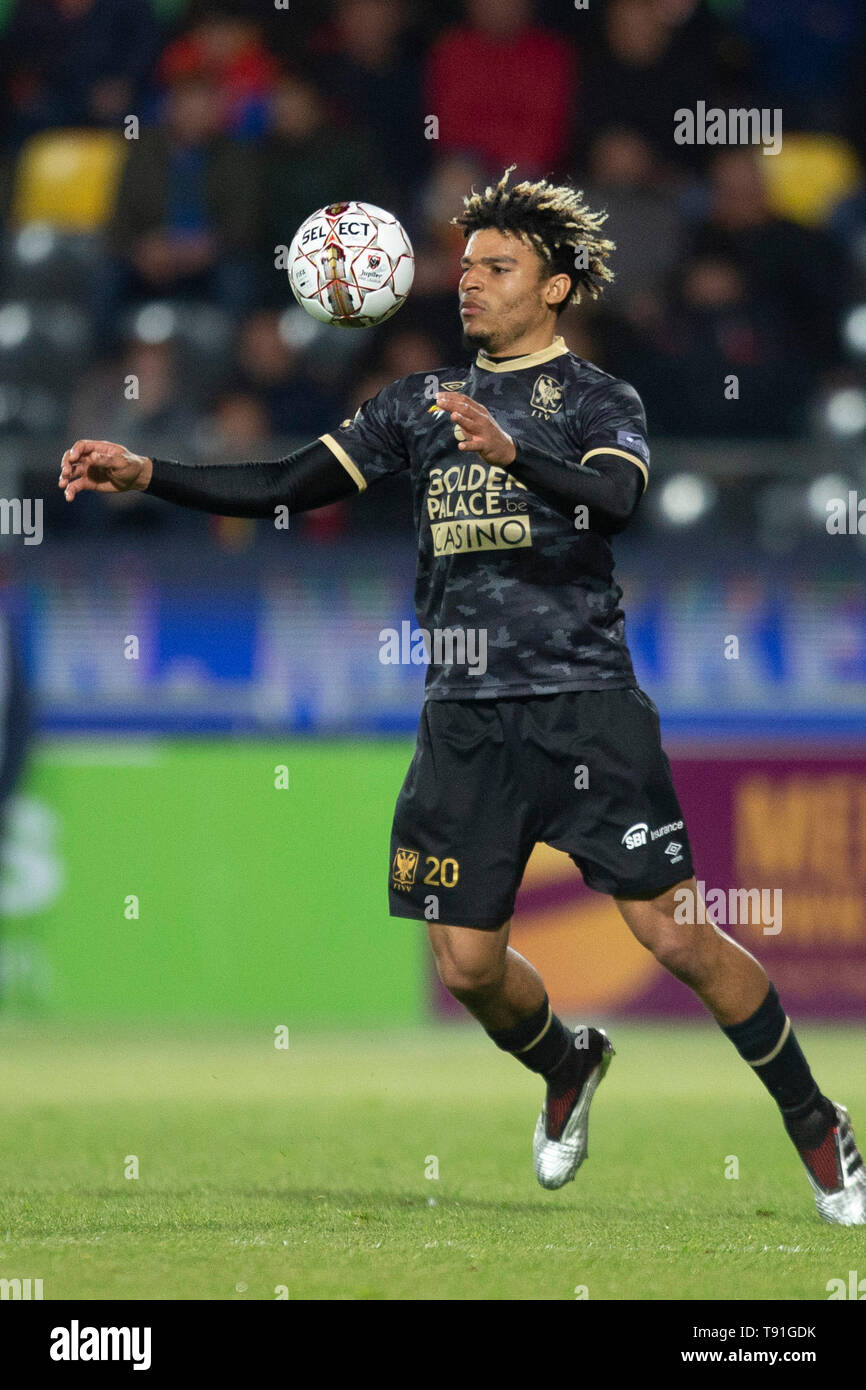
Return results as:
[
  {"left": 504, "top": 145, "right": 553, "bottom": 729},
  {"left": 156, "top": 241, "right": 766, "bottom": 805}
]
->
[{"left": 59, "top": 441, "right": 153, "bottom": 501}]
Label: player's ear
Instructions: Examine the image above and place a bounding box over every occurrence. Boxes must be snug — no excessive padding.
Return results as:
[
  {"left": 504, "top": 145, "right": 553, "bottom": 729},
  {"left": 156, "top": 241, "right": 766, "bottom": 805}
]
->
[{"left": 545, "top": 274, "right": 571, "bottom": 310}]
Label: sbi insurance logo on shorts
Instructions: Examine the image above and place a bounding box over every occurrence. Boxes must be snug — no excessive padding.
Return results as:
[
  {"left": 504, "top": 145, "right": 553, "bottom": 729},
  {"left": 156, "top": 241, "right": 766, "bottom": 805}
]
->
[{"left": 621, "top": 820, "right": 685, "bottom": 864}]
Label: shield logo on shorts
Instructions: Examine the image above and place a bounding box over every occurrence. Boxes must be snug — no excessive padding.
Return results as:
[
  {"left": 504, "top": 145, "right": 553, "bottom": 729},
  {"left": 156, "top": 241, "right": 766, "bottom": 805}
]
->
[{"left": 392, "top": 848, "right": 419, "bottom": 888}]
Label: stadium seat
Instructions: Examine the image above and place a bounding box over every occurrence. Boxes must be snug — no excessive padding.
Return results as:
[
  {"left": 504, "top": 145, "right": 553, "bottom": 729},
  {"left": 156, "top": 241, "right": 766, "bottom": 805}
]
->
[
  {"left": 11, "top": 130, "right": 125, "bottom": 231},
  {"left": 0, "top": 301, "right": 92, "bottom": 389},
  {"left": 0, "top": 382, "right": 65, "bottom": 438},
  {"left": 0, "top": 226, "right": 103, "bottom": 302},
  {"left": 763, "top": 133, "right": 861, "bottom": 228},
  {"left": 121, "top": 301, "right": 235, "bottom": 395}
]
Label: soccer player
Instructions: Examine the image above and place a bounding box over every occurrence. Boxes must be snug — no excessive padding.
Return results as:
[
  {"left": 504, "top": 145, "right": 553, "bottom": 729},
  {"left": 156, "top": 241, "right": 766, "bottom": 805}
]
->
[{"left": 60, "top": 170, "right": 865, "bottom": 1224}]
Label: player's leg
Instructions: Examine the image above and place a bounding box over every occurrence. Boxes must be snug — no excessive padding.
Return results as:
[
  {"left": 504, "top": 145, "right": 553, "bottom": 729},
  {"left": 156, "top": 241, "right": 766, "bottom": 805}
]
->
[
  {"left": 614, "top": 877, "right": 769, "bottom": 1026},
  {"left": 427, "top": 918, "right": 543, "bottom": 1031},
  {"left": 428, "top": 916, "right": 604, "bottom": 1095},
  {"left": 616, "top": 879, "right": 866, "bottom": 1225},
  {"left": 389, "top": 697, "right": 549, "bottom": 1042},
  {"left": 539, "top": 685, "right": 864, "bottom": 1217},
  {"left": 388, "top": 696, "right": 612, "bottom": 1186},
  {"left": 427, "top": 916, "right": 613, "bottom": 1187}
]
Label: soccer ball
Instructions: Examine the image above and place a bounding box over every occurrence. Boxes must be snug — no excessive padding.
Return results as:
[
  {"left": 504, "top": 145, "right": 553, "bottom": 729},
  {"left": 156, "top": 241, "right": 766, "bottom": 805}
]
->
[{"left": 287, "top": 201, "right": 415, "bottom": 328}]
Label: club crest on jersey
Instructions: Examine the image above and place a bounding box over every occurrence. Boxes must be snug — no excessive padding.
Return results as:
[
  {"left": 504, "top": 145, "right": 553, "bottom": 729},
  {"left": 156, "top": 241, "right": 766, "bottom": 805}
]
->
[
  {"left": 530, "top": 373, "right": 563, "bottom": 418},
  {"left": 391, "top": 847, "right": 419, "bottom": 890}
]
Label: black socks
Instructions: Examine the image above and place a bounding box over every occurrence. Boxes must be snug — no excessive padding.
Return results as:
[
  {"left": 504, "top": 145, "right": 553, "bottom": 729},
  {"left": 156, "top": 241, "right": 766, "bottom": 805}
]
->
[
  {"left": 487, "top": 984, "right": 835, "bottom": 1154},
  {"left": 486, "top": 997, "right": 606, "bottom": 1097},
  {"left": 721, "top": 983, "right": 835, "bottom": 1146},
  {"left": 486, "top": 997, "right": 572, "bottom": 1079}
]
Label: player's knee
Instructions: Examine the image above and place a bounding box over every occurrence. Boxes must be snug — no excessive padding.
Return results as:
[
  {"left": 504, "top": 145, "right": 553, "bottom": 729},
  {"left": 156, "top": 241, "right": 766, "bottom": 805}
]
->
[
  {"left": 434, "top": 950, "right": 505, "bottom": 1001},
  {"left": 647, "top": 927, "right": 711, "bottom": 985}
]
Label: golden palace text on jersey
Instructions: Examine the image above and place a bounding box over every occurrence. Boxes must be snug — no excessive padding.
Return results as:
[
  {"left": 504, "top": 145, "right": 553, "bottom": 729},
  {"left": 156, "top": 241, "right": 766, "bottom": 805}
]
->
[{"left": 318, "top": 336, "right": 650, "bottom": 700}]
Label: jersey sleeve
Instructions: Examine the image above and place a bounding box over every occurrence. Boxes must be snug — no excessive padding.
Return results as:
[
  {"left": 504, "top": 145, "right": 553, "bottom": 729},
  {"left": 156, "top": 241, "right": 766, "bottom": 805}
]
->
[
  {"left": 571, "top": 377, "right": 650, "bottom": 493},
  {"left": 318, "top": 378, "right": 410, "bottom": 491}
]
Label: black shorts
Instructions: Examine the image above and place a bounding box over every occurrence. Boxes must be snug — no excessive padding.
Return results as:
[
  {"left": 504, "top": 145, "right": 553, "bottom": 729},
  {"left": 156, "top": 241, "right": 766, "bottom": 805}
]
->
[{"left": 388, "top": 687, "right": 694, "bottom": 929}]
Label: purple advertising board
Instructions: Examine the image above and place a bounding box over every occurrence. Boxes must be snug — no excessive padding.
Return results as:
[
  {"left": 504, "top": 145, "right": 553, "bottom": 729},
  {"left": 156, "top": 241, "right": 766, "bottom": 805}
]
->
[{"left": 434, "top": 749, "right": 866, "bottom": 1020}]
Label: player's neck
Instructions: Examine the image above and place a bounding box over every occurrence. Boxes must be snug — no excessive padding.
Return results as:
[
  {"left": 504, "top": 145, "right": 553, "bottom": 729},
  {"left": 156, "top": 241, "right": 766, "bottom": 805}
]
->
[{"left": 478, "top": 329, "right": 562, "bottom": 361}]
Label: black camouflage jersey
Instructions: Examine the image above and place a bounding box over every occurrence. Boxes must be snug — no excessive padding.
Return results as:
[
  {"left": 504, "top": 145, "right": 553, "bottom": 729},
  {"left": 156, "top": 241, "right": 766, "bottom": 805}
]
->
[{"left": 319, "top": 335, "right": 650, "bottom": 700}]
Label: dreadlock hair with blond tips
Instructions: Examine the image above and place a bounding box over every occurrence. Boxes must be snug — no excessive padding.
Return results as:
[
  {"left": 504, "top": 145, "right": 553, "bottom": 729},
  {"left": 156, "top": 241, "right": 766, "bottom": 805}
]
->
[{"left": 452, "top": 166, "right": 615, "bottom": 314}]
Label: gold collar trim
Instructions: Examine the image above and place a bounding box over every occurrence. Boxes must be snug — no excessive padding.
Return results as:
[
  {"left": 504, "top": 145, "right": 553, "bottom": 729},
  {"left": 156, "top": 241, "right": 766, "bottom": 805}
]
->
[{"left": 475, "top": 336, "right": 569, "bottom": 373}]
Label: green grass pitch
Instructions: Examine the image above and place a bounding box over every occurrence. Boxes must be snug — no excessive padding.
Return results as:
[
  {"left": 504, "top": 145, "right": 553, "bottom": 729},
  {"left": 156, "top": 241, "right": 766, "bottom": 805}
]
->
[{"left": 1, "top": 1020, "right": 863, "bottom": 1301}]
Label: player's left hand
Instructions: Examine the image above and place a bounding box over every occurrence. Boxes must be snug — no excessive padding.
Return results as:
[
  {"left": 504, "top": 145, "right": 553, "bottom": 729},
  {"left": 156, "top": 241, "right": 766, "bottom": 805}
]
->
[{"left": 435, "top": 393, "right": 516, "bottom": 467}]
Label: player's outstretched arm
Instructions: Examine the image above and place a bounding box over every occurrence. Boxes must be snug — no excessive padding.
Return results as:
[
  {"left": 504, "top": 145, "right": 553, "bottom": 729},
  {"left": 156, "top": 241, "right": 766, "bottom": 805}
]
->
[{"left": 59, "top": 438, "right": 358, "bottom": 519}]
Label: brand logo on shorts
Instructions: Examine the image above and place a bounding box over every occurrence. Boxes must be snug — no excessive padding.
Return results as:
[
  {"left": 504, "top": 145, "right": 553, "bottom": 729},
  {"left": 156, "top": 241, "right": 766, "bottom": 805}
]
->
[
  {"left": 651, "top": 820, "right": 684, "bottom": 841},
  {"left": 622, "top": 820, "right": 685, "bottom": 853},
  {"left": 391, "top": 847, "right": 419, "bottom": 891},
  {"left": 621, "top": 822, "right": 648, "bottom": 850}
]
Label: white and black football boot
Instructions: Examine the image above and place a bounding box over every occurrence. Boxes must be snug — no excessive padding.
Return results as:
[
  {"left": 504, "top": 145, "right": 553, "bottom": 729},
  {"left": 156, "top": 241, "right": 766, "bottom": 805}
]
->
[
  {"left": 797, "top": 1102, "right": 866, "bottom": 1226},
  {"left": 533, "top": 1027, "right": 615, "bottom": 1190}
]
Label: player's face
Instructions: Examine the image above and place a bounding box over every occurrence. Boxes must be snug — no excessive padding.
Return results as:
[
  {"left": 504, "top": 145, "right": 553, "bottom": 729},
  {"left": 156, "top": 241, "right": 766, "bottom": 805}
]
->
[{"left": 458, "top": 228, "right": 560, "bottom": 354}]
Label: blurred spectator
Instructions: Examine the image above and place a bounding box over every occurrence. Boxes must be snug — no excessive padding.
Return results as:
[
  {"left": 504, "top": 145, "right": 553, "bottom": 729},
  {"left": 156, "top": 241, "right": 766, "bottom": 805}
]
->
[
  {"left": 68, "top": 339, "right": 199, "bottom": 457},
  {"left": 581, "top": 127, "right": 685, "bottom": 315},
  {"left": 844, "top": 31, "right": 866, "bottom": 166},
  {"left": 612, "top": 252, "right": 813, "bottom": 437},
  {"left": 351, "top": 326, "right": 443, "bottom": 408},
  {"left": 407, "top": 154, "right": 488, "bottom": 361},
  {"left": 413, "top": 154, "right": 485, "bottom": 296},
  {"left": 735, "top": 0, "right": 864, "bottom": 135},
  {"left": 231, "top": 309, "right": 343, "bottom": 437},
  {"left": 2, "top": 0, "right": 863, "bottom": 530},
  {"left": 829, "top": 179, "right": 866, "bottom": 278},
  {"left": 310, "top": 0, "right": 422, "bottom": 193},
  {"left": 426, "top": 0, "right": 576, "bottom": 175},
  {"left": 2, "top": 0, "right": 159, "bottom": 140},
  {"left": 158, "top": 5, "right": 279, "bottom": 138},
  {"left": 578, "top": 0, "right": 731, "bottom": 173},
  {"left": 104, "top": 74, "right": 260, "bottom": 331},
  {"left": 259, "top": 72, "right": 394, "bottom": 304},
  {"left": 193, "top": 381, "right": 350, "bottom": 544},
  {"left": 689, "top": 149, "right": 850, "bottom": 371},
  {"left": 197, "top": 388, "right": 272, "bottom": 460},
  {"left": 65, "top": 337, "right": 206, "bottom": 534},
  {"left": 555, "top": 313, "right": 603, "bottom": 368},
  {"left": 195, "top": 389, "right": 274, "bottom": 549},
  {"left": 198, "top": 389, "right": 269, "bottom": 550}
]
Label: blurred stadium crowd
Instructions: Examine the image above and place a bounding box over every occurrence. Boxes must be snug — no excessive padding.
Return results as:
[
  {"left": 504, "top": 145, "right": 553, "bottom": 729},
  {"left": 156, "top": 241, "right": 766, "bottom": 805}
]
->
[{"left": 3, "top": 0, "right": 866, "bottom": 548}]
